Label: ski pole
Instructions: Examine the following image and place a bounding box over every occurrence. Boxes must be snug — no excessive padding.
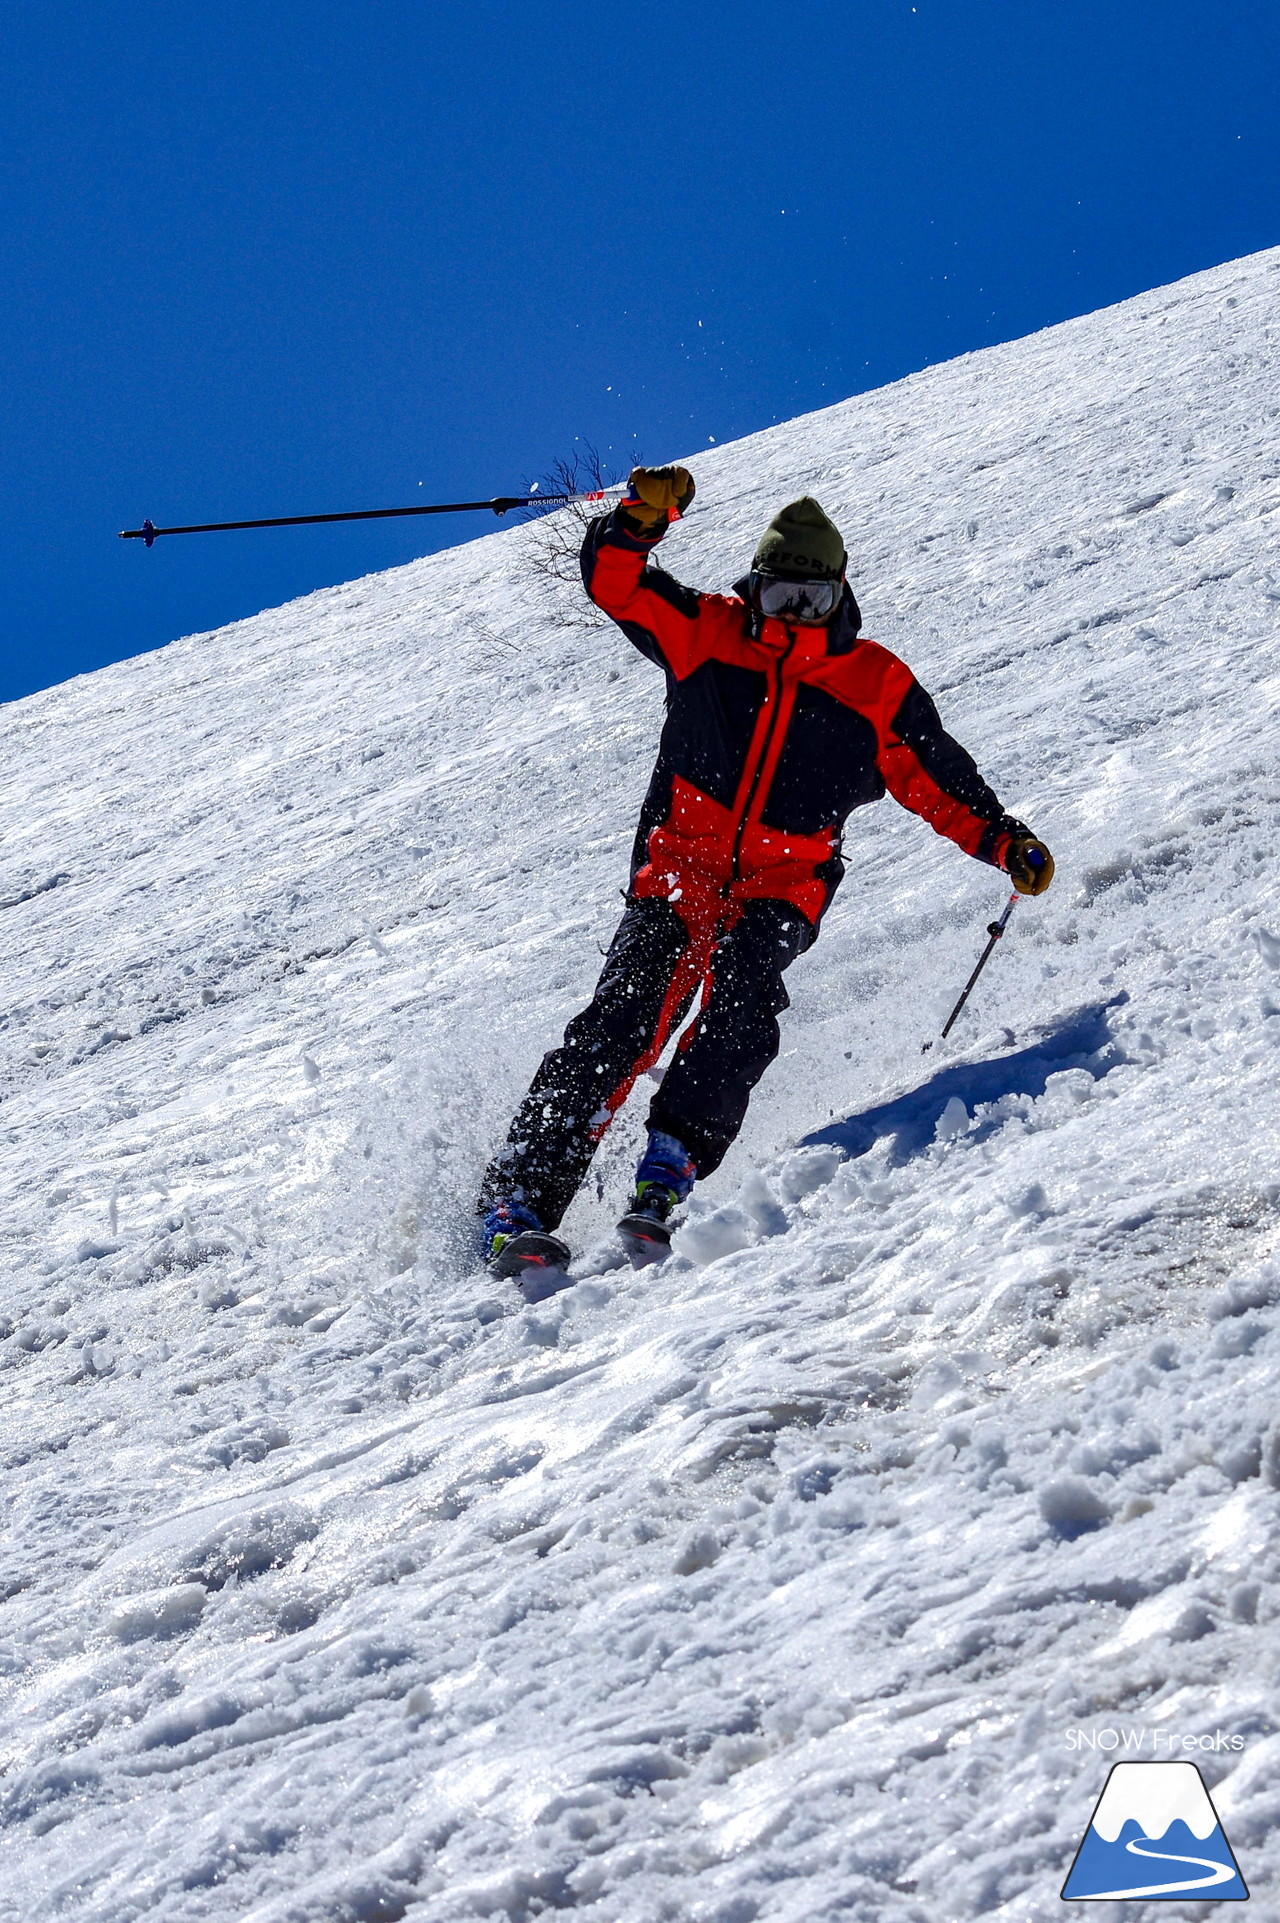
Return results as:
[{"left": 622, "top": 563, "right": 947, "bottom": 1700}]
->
[
  {"left": 118, "top": 484, "right": 629, "bottom": 547},
  {"left": 922, "top": 893, "right": 1021, "bottom": 1054}
]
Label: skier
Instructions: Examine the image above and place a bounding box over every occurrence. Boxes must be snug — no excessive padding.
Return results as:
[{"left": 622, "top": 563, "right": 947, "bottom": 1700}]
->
[{"left": 479, "top": 466, "right": 1054, "bottom": 1276}]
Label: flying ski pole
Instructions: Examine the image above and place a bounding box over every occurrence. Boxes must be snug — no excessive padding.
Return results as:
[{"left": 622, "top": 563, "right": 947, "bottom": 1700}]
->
[
  {"left": 118, "top": 484, "right": 631, "bottom": 547},
  {"left": 922, "top": 892, "right": 1021, "bottom": 1054}
]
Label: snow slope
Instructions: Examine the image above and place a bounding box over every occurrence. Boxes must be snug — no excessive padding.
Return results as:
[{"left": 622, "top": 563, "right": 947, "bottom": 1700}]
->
[{"left": 3, "top": 247, "right": 1280, "bottom": 1922}]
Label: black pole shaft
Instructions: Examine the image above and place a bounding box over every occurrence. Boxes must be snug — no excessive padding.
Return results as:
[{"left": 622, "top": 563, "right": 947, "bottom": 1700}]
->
[
  {"left": 923, "top": 894, "right": 1020, "bottom": 1052},
  {"left": 118, "top": 493, "right": 585, "bottom": 543}
]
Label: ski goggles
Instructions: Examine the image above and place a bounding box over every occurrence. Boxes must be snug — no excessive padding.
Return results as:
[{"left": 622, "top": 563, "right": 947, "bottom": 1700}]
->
[{"left": 748, "top": 569, "right": 843, "bottom": 625}]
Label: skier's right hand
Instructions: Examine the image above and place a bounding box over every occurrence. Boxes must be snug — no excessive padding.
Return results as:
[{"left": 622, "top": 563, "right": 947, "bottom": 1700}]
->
[
  {"left": 619, "top": 465, "right": 696, "bottom": 534},
  {"left": 1004, "top": 833, "right": 1055, "bottom": 896}
]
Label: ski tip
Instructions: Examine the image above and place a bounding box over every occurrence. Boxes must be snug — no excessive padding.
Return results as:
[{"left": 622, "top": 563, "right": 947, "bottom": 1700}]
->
[
  {"left": 617, "top": 1213, "right": 673, "bottom": 1268},
  {"left": 488, "top": 1229, "right": 572, "bottom": 1281}
]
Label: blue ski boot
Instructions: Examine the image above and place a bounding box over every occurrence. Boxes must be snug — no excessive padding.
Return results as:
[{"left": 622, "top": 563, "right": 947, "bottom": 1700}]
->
[{"left": 618, "top": 1130, "right": 696, "bottom": 1265}]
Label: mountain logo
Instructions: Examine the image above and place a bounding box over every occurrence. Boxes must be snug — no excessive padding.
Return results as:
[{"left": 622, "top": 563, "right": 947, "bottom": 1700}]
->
[{"left": 1062, "top": 1761, "right": 1248, "bottom": 1901}]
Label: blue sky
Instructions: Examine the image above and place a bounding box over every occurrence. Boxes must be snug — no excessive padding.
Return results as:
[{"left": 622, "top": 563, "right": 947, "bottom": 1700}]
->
[{"left": 2, "top": 0, "right": 1277, "bottom": 703}]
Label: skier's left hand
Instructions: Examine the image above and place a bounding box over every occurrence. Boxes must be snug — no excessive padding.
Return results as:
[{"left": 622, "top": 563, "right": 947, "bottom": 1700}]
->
[
  {"left": 619, "top": 465, "right": 696, "bottom": 534},
  {"left": 1004, "top": 833, "right": 1054, "bottom": 896}
]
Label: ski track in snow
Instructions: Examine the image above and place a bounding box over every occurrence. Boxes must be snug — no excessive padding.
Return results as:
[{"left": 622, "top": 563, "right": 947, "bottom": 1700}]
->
[{"left": 3, "top": 250, "right": 1280, "bottom": 1921}]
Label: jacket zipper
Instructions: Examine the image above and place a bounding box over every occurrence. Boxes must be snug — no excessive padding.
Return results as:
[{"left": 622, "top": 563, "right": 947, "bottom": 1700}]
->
[{"left": 729, "top": 626, "right": 797, "bottom": 886}]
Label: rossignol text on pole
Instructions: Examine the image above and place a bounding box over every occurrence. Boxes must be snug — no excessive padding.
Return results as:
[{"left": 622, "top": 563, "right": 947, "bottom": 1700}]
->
[
  {"left": 922, "top": 892, "right": 1021, "bottom": 1053},
  {"left": 118, "top": 486, "right": 627, "bottom": 547}
]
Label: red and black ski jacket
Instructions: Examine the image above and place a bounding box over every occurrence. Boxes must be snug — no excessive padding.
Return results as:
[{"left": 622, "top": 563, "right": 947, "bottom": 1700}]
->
[{"left": 582, "top": 507, "right": 1028, "bottom": 931}]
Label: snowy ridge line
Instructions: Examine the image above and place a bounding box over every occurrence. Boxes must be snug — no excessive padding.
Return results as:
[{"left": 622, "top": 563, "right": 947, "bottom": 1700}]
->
[{"left": 2, "top": 245, "right": 1280, "bottom": 1920}]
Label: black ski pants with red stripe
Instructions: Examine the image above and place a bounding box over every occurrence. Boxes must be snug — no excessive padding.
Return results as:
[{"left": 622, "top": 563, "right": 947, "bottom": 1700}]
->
[{"left": 480, "top": 895, "right": 813, "bottom": 1232}]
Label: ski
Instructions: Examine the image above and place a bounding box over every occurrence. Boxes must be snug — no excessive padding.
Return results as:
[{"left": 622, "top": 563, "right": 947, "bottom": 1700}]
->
[
  {"left": 488, "top": 1229, "right": 572, "bottom": 1282},
  {"left": 616, "top": 1211, "right": 673, "bottom": 1267}
]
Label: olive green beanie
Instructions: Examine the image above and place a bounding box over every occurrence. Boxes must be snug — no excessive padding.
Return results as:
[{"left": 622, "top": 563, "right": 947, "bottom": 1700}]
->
[{"left": 752, "top": 496, "right": 846, "bottom": 580}]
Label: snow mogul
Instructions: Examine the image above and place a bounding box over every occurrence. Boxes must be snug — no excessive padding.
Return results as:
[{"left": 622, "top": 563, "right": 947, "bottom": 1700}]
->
[{"left": 479, "top": 467, "right": 1054, "bottom": 1276}]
